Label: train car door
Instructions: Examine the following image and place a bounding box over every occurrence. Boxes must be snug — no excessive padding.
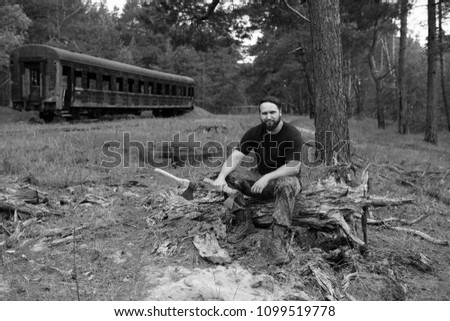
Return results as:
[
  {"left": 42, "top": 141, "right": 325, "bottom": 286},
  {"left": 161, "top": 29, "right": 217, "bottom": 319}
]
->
[
  {"left": 23, "top": 62, "right": 42, "bottom": 102},
  {"left": 62, "top": 65, "right": 72, "bottom": 109}
]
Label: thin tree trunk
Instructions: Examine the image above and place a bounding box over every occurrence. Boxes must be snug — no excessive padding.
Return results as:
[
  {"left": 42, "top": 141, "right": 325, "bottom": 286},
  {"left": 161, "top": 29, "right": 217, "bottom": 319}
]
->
[
  {"left": 398, "top": 0, "right": 409, "bottom": 134},
  {"left": 307, "top": 0, "right": 350, "bottom": 166},
  {"left": 353, "top": 76, "right": 364, "bottom": 117},
  {"left": 368, "top": 25, "right": 387, "bottom": 130},
  {"left": 375, "top": 79, "right": 385, "bottom": 129},
  {"left": 439, "top": 0, "right": 450, "bottom": 132},
  {"left": 425, "top": 0, "right": 438, "bottom": 144}
]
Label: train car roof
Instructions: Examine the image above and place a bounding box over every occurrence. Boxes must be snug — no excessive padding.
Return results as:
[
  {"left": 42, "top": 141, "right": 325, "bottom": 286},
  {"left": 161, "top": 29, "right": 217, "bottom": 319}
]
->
[{"left": 12, "top": 44, "right": 195, "bottom": 84}]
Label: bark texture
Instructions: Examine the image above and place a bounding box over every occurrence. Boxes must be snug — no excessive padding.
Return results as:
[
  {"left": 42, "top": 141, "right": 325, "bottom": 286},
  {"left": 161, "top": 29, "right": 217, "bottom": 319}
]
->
[
  {"left": 425, "top": 0, "right": 438, "bottom": 144},
  {"left": 307, "top": 0, "right": 350, "bottom": 165}
]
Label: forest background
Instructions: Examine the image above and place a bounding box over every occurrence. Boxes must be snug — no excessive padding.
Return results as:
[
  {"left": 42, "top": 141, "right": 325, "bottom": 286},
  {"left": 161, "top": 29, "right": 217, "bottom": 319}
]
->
[{"left": 1, "top": 0, "right": 450, "bottom": 134}]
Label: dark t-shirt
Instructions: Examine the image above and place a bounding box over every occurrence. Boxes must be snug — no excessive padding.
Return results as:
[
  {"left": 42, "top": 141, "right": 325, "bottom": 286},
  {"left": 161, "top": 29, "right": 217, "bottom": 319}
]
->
[{"left": 237, "top": 122, "right": 305, "bottom": 175}]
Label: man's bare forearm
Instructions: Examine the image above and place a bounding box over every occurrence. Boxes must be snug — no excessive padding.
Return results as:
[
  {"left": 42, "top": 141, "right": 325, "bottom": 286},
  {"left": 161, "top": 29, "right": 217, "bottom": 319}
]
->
[
  {"left": 217, "top": 150, "right": 244, "bottom": 180},
  {"left": 263, "top": 161, "right": 301, "bottom": 181}
]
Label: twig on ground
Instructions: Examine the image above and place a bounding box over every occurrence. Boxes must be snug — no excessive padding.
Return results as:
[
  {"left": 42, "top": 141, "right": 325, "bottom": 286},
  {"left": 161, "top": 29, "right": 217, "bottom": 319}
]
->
[
  {"left": 399, "top": 179, "right": 423, "bottom": 195},
  {"left": 73, "top": 227, "right": 80, "bottom": 301},
  {"left": 353, "top": 214, "right": 426, "bottom": 226},
  {"left": 342, "top": 272, "right": 357, "bottom": 293},
  {"left": 0, "top": 223, "right": 11, "bottom": 237},
  {"left": 387, "top": 226, "right": 449, "bottom": 246},
  {"left": 440, "top": 170, "right": 449, "bottom": 184}
]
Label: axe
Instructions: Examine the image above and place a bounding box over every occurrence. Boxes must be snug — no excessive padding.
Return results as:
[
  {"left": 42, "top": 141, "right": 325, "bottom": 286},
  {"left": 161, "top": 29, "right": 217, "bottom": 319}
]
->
[
  {"left": 154, "top": 168, "right": 196, "bottom": 200},
  {"left": 203, "top": 178, "right": 243, "bottom": 210}
]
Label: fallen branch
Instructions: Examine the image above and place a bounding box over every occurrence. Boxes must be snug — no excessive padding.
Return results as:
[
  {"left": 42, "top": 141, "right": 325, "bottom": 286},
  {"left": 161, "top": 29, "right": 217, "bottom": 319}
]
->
[
  {"left": 387, "top": 226, "right": 449, "bottom": 246},
  {"left": 73, "top": 227, "right": 80, "bottom": 301},
  {"left": 309, "top": 263, "right": 343, "bottom": 301},
  {"left": 42, "top": 225, "right": 87, "bottom": 238},
  {"left": 5, "top": 221, "right": 22, "bottom": 248},
  {"left": 0, "top": 223, "right": 11, "bottom": 236},
  {"left": 353, "top": 214, "right": 426, "bottom": 226},
  {"left": 0, "top": 200, "right": 64, "bottom": 218},
  {"left": 50, "top": 235, "right": 82, "bottom": 247}
]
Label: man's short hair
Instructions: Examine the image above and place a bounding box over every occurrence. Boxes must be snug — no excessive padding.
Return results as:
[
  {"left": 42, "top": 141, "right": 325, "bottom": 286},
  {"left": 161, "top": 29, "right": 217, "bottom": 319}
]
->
[{"left": 259, "top": 96, "right": 282, "bottom": 111}]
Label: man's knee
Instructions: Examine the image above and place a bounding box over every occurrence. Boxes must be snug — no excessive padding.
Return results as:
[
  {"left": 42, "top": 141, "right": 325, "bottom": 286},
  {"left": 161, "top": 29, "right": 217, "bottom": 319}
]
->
[{"left": 274, "top": 177, "right": 301, "bottom": 196}]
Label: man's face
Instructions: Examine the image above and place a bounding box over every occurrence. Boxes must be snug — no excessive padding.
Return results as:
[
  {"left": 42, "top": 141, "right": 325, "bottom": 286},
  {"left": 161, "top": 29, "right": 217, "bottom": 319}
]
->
[{"left": 259, "top": 102, "right": 282, "bottom": 131}]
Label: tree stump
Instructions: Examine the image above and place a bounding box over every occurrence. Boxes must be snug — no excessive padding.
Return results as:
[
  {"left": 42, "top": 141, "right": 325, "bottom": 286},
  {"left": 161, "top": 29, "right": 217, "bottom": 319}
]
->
[
  {"left": 153, "top": 168, "right": 415, "bottom": 253},
  {"left": 226, "top": 170, "right": 414, "bottom": 251}
]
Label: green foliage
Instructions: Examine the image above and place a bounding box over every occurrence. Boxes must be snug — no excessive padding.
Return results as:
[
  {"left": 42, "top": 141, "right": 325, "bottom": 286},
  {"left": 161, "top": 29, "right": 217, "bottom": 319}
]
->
[
  {"left": 4, "top": 0, "right": 437, "bottom": 126},
  {"left": 140, "top": 0, "right": 240, "bottom": 52},
  {"left": 404, "top": 40, "right": 428, "bottom": 132},
  {"left": 0, "top": 0, "right": 31, "bottom": 70},
  {"left": 244, "top": 1, "right": 311, "bottom": 112},
  {"left": 158, "top": 45, "right": 247, "bottom": 112}
]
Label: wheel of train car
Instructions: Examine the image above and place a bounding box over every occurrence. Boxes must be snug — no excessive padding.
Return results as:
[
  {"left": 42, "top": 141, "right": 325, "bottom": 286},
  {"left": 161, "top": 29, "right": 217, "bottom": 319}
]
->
[
  {"left": 39, "top": 112, "right": 54, "bottom": 123},
  {"left": 89, "top": 108, "right": 103, "bottom": 119},
  {"left": 162, "top": 109, "right": 175, "bottom": 117},
  {"left": 70, "top": 108, "right": 80, "bottom": 121},
  {"left": 153, "top": 109, "right": 162, "bottom": 117}
]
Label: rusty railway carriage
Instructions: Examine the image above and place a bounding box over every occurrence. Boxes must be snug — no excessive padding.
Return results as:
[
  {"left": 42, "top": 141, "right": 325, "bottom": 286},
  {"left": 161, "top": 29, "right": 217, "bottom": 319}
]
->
[{"left": 10, "top": 44, "right": 195, "bottom": 121}]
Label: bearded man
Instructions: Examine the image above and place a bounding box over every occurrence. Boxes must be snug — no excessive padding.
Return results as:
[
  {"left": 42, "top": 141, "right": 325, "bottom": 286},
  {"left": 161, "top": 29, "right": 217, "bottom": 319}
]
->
[{"left": 212, "top": 96, "right": 304, "bottom": 265}]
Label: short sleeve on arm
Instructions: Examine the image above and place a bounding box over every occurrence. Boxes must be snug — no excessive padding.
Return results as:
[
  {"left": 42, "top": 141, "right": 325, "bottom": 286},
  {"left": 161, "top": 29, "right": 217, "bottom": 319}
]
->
[
  {"left": 236, "top": 128, "right": 258, "bottom": 156},
  {"left": 284, "top": 133, "right": 304, "bottom": 163}
]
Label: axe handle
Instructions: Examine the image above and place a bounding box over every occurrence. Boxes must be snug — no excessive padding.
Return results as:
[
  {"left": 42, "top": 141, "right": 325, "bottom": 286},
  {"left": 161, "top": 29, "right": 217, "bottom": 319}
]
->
[
  {"left": 154, "top": 168, "right": 187, "bottom": 184},
  {"left": 203, "top": 178, "right": 237, "bottom": 195}
]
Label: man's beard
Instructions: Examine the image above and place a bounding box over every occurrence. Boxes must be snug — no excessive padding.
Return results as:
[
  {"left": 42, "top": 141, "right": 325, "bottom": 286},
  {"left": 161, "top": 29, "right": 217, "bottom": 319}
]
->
[{"left": 262, "top": 117, "right": 281, "bottom": 131}]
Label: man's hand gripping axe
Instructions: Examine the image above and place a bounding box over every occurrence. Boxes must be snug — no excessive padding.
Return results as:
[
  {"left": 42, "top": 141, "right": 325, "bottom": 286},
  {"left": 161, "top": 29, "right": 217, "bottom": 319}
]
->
[{"left": 203, "top": 178, "right": 243, "bottom": 210}]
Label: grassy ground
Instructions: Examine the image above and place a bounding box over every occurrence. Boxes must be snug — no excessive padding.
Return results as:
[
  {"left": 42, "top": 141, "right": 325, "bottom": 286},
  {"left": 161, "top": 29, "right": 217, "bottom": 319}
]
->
[{"left": 0, "top": 108, "right": 449, "bottom": 300}]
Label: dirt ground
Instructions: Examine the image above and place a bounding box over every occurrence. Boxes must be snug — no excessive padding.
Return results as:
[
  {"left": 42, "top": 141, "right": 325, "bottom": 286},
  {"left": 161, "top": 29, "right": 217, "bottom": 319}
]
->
[{"left": 0, "top": 109, "right": 449, "bottom": 301}]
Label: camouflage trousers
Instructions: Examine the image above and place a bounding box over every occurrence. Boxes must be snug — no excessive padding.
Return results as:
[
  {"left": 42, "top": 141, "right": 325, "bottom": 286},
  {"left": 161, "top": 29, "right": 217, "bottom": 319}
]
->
[{"left": 225, "top": 168, "right": 301, "bottom": 227}]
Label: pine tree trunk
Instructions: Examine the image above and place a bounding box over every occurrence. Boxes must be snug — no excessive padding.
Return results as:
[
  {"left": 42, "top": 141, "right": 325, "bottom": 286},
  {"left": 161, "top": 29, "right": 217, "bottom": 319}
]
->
[
  {"left": 425, "top": 0, "right": 438, "bottom": 144},
  {"left": 375, "top": 79, "right": 385, "bottom": 129},
  {"left": 353, "top": 77, "right": 364, "bottom": 118},
  {"left": 398, "top": 0, "right": 409, "bottom": 134},
  {"left": 307, "top": 0, "right": 350, "bottom": 166},
  {"left": 439, "top": 0, "right": 450, "bottom": 132},
  {"left": 368, "top": 26, "right": 387, "bottom": 130}
]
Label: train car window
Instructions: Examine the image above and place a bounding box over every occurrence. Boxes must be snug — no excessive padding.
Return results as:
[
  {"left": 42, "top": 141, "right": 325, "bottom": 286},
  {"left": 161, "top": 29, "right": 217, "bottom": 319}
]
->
[
  {"left": 30, "top": 68, "right": 40, "bottom": 86},
  {"left": 62, "top": 66, "right": 70, "bottom": 91},
  {"left": 103, "top": 75, "right": 111, "bottom": 90},
  {"left": 116, "top": 77, "right": 124, "bottom": 91},
  {"left": 149, "top": 82, "right": 154, "bottom": 94},
  {"left": 74, "top": 69, "right": 82, "bottom": 89},
  {"left": 172, "top": 85, "right": 177, "bottom": 96},
  {"left": 164, "top": 84, "right": 170, "bottom": 95},
  {"left": 182, "top": 86, "right": 187, "bottom": 96},
  {"left": 128, "top": 78, "right": 134, "bottom": 93},
  {"left": 138, "top": 80, "right": 144, "bottom": 94},
  {"left": 88, "top": 72, "right": 97, "bottom": 90},
  {"left": 156, "top": 83, "right": 162, "bottom": 95}
]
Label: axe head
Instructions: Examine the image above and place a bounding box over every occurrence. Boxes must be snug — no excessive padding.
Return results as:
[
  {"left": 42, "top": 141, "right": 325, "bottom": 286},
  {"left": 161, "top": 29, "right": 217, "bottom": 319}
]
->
[
  {"left": 223, "top": 191, "right": 245, "bottom": 210},
  {"left": 178, "top": 180, "right": 196, "bottom": 200},
  {"left": 223, "top": 194, "right": 236, "bottom": 209}
]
